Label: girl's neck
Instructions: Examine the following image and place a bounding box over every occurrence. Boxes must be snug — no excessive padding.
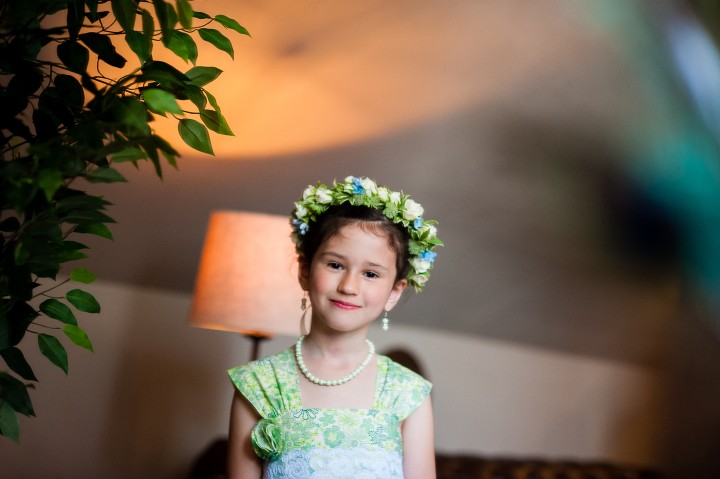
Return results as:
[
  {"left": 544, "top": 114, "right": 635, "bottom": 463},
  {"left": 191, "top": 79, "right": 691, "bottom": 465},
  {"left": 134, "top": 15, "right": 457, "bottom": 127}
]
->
[{"left": 302, "top": 329, "right": 370, "bottom": 360}]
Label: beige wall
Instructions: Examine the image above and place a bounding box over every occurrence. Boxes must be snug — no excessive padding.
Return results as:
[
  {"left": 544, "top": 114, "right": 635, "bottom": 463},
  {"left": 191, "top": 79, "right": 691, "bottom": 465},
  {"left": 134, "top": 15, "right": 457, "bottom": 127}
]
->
[{"left": 0, "top": 280, "right": 666, "bottom": 478}]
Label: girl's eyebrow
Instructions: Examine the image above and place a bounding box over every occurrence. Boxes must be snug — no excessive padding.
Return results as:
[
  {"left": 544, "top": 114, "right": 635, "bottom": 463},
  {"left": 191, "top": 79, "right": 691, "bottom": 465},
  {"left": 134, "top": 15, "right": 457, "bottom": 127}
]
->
[
  {"left": 319, "top": 251, "right": 390, "bottom": 272},
  {"left": 319, "top": 251, "right": 345, "bottom": 261},
  {"left": 366, "top": 261, "right": 390, "bottom": 272}
]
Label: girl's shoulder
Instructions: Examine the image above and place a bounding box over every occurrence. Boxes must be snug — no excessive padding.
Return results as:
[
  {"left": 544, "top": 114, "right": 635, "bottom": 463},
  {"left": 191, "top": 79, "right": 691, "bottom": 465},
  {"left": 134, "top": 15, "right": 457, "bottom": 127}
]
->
[
  {"left": 229, "top": 348, "right": 295, "bottom": 377},
  {"left": 227, "top": 348, "right": 300, "bottom": 418},
  {"left": 377, "top": 355, "right": 432, "bottom": 420},
  {"left": 379, "top": 354, "right": 431, "bottom": 385}
]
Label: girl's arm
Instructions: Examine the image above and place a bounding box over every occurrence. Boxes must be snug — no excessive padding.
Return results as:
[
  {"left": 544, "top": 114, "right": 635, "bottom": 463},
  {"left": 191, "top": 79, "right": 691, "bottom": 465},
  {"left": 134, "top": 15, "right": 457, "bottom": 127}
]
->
[
  {"left": 227, "top": 391, "right": 263, "bottom": 479},
  {"left": 402, "top": 395, "right": 436, "bottom": 479}
]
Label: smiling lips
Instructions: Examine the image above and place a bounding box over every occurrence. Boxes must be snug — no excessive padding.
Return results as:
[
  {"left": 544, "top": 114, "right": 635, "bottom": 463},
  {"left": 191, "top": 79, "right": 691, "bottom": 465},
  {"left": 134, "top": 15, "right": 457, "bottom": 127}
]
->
[{"left": 330, "top": 299, "right": 361, "bottom": 310}]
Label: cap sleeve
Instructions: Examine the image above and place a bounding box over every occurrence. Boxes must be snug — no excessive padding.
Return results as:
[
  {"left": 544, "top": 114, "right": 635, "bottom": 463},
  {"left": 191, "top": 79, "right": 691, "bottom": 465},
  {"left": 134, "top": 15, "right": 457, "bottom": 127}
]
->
[
  {"left": 377, "top": 356, "right": 432, "bottom": 421},
  {"left": 227, "top": 349, "right": 299, "bottom": 419}
]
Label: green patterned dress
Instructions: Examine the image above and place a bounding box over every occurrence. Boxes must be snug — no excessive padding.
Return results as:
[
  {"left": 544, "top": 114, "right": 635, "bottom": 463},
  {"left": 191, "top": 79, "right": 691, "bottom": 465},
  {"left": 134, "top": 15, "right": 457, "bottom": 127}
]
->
[{"left": 228, "top": 348, "right": 431, "bottom": 479}]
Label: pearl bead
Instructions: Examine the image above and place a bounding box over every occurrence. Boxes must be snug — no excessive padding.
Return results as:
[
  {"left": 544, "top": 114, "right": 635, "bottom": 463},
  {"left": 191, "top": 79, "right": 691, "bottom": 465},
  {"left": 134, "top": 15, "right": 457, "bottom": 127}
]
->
[{"left": 295, "top": 335, "right": 375, "bottom": 387}]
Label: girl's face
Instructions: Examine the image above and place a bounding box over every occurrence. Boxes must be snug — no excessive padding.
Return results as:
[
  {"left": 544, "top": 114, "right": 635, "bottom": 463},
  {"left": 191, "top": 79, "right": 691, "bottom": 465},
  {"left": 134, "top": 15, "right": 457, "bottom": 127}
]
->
[{"left": 299, "top": 223, "right": 407, "bottom": 335}]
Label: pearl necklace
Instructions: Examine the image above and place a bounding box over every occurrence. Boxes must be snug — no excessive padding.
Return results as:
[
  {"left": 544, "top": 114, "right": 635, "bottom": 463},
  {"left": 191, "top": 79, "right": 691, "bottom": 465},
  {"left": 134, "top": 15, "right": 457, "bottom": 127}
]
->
[{"left": 295, "top": 335, "right": 375, "bottom": 387}]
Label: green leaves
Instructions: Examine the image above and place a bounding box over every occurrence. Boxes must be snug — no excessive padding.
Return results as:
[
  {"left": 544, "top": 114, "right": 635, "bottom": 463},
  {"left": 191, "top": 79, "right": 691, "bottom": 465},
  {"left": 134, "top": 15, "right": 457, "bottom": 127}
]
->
[
  {"left": 153, "top": 0, "right": 177, "bottom": 45},
  {"left": 40, "top": 299, "right": 78, "bottom": 325},
  {"left": 0, "top": 302, "right": 39, "bottom": 349},
  {"left": 67, "top": 289, "right": 101, "bottom": 313},
  {"left": 167, "top": 31, "right": 197, "bottom": 64},
  {"left": 0, "top": 373, "right": 35, "bottom": 442},
  {"left": 38, "top": 334, "right": 68, "bottom": 375},
  {"left": 178, "top": 119, "right": 214, "bottom": 155},
  {"left": 199, "top": 28, "right": 234, "bottom": 59},
  {"left": 214, "top": 14, "right": 251, "bottom": 37},
  {"left": 74, "top": 222, "right": 113, "bottom": 240},
  {"left": 79, "top": 33, "right": 127, "bottom": 68},
  {"left": 1, "top": 0, "right": 248, "bottom": 442},
  {"left": 1, "top": 348, "right": 37, "bottom": 381},
  {"left": 186, "top": 66, "right": 222, "bottom": 87},
  {"left": 64, "top": 325, "right": 93, "bottom": 352},
  {"left": 200, "top": 109, "right": 233, "bottom": 136},
  {"left": 111, "top": 0, "right": 138, "bottom": 32},
  {"left": 126, "top": 8, "right": 154, "bottom": 63},
  {"left": 111, "top": 146, "right": 147, "bottom": 164},
  {"left": 57, "top": 41, "right": 89, "bottom": 74},
  {"left": 0, "top": 374, "right": 35, "bottom": 417},
  {"left": 85, "top": 167, "right": 127, "bottom": 183},
  {"left": 71, "top": 268, "right": 97, "bottom": 284},
  {"left": 67, "top": 0, "right": 85, "bottom": 40},
  {"left": 35, "top": 287, "right": 99, "bottom": 372},
  {"left": 140, "top": 60, "right": 190, "bottom": 88},
  {"left": 143, "top": 88, "right": 182, "bottom": 115},
  {"left": 54, "top": 75, "right": 84, "bottom": 113},
  {"left": 108, "top": 97, "right": 151, "bottom": 137},
  {"left": 126, "top": 31, "right": 150, "bottom": 64},
  {"left": 0, "top": 400, "right": 20, "bottom": 443}
]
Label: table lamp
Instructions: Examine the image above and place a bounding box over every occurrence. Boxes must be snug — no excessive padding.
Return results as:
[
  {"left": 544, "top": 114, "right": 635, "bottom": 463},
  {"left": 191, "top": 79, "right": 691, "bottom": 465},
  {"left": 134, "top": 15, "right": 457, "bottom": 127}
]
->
[{"left": 188, "top": 211, "right": 305, "bottom": 361}]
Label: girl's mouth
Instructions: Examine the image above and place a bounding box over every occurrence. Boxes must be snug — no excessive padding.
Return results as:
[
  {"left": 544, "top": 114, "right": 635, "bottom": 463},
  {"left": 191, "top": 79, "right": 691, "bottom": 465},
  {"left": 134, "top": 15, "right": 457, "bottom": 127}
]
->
[{"left": 330, "top": 299, "right": 360, "bottom": 310}]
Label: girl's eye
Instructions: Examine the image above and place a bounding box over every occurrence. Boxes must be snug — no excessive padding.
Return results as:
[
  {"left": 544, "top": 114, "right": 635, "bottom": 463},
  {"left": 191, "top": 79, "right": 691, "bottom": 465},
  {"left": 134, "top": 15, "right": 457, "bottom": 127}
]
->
[
  {"left": 364, "top": 271, "right": 379, "bottom": 279},
  {"left": 327, "top": 262, "right": 342, "bottom": 270}
]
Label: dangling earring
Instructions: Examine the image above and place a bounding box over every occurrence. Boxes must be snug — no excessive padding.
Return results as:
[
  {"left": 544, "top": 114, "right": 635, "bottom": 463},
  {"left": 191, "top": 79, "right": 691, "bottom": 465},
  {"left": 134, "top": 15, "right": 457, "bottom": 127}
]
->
[
  {"left": 299, "top": 293, "right": 310, "bottom": 335},
  {"left": 382, "top": 311, "right": 389, "bottom": 332}
]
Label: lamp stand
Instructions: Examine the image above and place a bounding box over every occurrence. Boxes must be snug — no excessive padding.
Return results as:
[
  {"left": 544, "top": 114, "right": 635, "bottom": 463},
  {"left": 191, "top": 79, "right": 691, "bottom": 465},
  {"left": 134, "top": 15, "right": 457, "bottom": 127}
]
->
[{"left": 248, "top": 335, "right": 268, "bottom": 362}]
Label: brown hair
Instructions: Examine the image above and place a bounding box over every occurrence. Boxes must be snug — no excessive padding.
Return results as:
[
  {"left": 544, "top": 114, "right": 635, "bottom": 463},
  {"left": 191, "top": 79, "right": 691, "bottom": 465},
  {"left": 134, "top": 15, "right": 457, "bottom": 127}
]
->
[{"left": 297, "top": 204, "right": 410, "bottom": 283}]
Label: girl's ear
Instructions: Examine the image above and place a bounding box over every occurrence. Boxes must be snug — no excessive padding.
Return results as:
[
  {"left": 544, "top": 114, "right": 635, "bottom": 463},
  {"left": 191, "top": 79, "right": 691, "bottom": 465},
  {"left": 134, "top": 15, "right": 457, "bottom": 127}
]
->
[
  {"left": 384, "top": 279, "right": 407, "bottom": 312},
  {"left": 298, "top": 258, "right": 310, "bottom": 291}
]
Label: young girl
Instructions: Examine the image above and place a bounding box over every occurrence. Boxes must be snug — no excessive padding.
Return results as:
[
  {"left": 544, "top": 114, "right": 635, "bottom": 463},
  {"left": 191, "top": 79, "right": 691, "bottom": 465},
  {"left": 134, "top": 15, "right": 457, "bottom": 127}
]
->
[{"left": 227, "top": 176, "right": 442, "bottom": 479}]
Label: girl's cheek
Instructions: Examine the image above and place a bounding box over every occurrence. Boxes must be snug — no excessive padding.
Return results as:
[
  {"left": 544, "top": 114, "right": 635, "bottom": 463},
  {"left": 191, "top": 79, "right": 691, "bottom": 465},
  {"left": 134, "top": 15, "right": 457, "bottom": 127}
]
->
[{"left": 308, "top": 271, "right": 331, "bottom": 293}]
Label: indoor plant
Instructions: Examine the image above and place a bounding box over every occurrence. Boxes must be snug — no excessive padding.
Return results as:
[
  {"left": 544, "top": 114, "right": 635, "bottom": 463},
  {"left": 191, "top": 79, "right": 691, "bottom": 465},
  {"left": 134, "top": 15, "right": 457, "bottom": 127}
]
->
[{"left": 0, "top": 0, "right": 248, "bottom": 442}]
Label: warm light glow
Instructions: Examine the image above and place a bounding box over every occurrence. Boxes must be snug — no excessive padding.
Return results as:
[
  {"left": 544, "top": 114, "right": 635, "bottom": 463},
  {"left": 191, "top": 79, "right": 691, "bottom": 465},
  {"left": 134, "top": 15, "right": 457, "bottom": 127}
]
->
[
  {"left": 148, "top": 0, "right": 593, "bottom": 158},
  {"left": 46, "top": 0, "right": 600, "bottom": 158},
  {"left": 189, "top": 211, "right": 304, "bottom": 337}
]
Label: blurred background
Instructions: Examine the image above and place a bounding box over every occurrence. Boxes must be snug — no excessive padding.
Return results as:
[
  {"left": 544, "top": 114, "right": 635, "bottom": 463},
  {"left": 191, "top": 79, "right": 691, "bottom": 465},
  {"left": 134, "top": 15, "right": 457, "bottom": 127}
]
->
[{"left": 3, "top": 0, "right": 720, "bottom": 477}]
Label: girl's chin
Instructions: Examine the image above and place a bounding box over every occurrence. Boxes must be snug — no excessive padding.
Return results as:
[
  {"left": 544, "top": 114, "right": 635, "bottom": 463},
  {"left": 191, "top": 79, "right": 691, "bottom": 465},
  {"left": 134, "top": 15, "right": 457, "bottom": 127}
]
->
[{"left": 310, "top": 319, "right": 375, "bottom": 334}]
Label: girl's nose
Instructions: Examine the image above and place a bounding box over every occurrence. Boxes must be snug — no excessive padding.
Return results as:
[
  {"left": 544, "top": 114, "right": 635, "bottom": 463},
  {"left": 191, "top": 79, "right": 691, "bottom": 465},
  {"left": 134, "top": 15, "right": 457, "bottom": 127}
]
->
[{"left": 337, "top": 273, "right": 358, "bottom": 295}]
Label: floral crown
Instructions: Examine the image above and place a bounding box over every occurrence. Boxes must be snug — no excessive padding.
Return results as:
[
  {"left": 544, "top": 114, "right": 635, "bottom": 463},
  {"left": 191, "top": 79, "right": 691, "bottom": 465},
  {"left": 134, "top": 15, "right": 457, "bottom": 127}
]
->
[{"left": 290, "top": 176, "right": 443, "bottom": 291}]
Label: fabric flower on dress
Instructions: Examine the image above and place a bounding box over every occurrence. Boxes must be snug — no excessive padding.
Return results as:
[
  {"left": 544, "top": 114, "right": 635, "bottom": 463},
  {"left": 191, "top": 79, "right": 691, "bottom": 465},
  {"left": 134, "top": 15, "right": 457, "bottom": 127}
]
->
[{"left": 251, "top": 417, "right": 284, "bottom": 461}]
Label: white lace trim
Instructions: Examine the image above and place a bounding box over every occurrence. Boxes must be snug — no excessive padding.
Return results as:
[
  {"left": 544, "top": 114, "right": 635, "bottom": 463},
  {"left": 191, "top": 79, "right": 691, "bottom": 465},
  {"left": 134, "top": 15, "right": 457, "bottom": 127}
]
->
[{"left": 265, "top": 447, "right": 403, "bottom": 479}]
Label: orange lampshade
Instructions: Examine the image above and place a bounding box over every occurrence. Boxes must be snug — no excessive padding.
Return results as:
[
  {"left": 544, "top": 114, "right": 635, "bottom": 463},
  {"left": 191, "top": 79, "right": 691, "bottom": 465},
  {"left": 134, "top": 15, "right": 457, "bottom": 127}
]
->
[{"left": 188, "top": 211, "right": 304, "bottom": 337}]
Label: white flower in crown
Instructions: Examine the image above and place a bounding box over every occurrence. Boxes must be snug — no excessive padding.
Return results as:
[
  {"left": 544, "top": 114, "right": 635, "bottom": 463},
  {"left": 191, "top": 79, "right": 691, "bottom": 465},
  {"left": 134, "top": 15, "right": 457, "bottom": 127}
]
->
[
  {"left": 377, "top": 186, "right": 390, "bottom": 202},
  {"left": 315, "top": 186, "right": 333, "bottom": 204},
  {"left": 410, "top": 257, "right": 432, "bottom": 274},
  {"left": 410, "top": 274, "right": 428, "bottom": 287},
  {"left": 388, "top": 191, "right": 401, "bottom": 205},
  {"left": 302, "top": 186, "right": 315, "bottom": 201},
  {"left": 294, "top": 202, "right": 308, "bottom": 220},
  {"left": 403, "top": 199, "right": 424, "bottom": 221},
  {"left": 360, "top": 177, "right": 377, "bottom": 195}
]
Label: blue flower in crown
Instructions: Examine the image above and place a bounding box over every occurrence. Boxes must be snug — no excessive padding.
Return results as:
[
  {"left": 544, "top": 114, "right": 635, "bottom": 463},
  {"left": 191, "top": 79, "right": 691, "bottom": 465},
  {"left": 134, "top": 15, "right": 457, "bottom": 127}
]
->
[
  {"left": 413, "top": 217, "right": 424, "bottom": 230},
  {"left": 420, "top": 250, "right": 437, "bottom": 263},
  {"left": 351, "top": 177, "right": 365, "bottom": 195},
  {"left": 291, "top": 218, "right": 309, "bottom": 236}
]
